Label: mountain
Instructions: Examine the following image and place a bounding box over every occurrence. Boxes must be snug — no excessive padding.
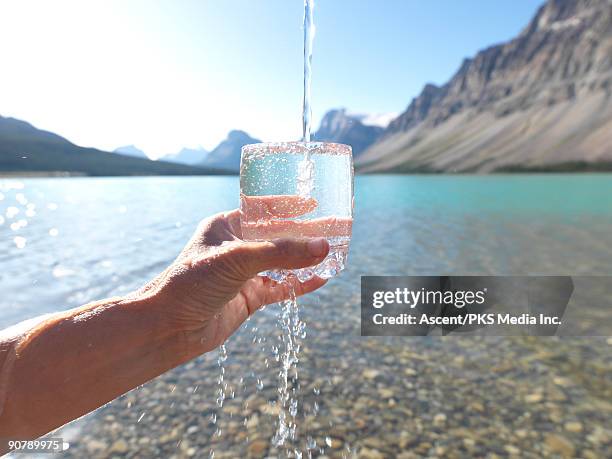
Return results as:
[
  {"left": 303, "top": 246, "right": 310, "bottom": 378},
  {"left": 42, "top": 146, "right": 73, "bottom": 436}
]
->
[
  {"left": 359, "top": 0, "right": 612, "bottom": 173},
  {"left": 0, "top": 116, "right": 224, "bottom": 176},
  {"left": 160, "top": 146, "right": 208, "bottom": 165},
  {"left": 313, "top": 109, "right": 386, "bottom": 157},
  {"left": 200, "top": 130, "right": 260, "bottom": 172},
  {"left": 113, "top": 145, "right": 148, "bottom": 159}
]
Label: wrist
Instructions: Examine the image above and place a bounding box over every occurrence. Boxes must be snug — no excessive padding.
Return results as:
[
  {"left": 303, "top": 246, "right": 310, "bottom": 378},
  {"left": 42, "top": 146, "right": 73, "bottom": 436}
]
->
[
  {"left": 126, "top": 290, "right": 203, "bottom": 362},
  {"left": 119, "top": 290, "right": 170, "bottom": 340}
]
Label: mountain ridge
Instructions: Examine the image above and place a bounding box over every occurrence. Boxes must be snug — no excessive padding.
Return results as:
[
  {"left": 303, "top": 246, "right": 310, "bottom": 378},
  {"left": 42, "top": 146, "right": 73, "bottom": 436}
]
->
[
  {"left": 114, "top": 145, "right": 148, "bottom": 159},
  {"left": 313, "top": 109, "right": 385, "bottom": 157},
  {"left": 160, "top": 146, "right": 208, "bottom": 165},
  {"left": 359, "top": 0, "right": 612, "bottom": 172},
  {"left": 199, "top": 130, "right": 260, "bottom": 172},
  {"left": 0, "top": 116, "right": 225, "bottom": 176}
]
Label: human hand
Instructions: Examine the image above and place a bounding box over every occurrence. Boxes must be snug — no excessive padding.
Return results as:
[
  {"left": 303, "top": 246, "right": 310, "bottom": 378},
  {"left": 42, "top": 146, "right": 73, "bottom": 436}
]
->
[
  {"left": 0, "top": 199, "right": 329, "bottom": 440},
  {"left": 140, "top": 199, "right": 329, "bottom": 355}
]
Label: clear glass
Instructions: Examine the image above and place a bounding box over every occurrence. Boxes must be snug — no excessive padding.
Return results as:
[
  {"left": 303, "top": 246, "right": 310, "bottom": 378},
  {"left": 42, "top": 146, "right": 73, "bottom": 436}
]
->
[{"left": 240, "top": 141, "right": 354, "bottom": 281}]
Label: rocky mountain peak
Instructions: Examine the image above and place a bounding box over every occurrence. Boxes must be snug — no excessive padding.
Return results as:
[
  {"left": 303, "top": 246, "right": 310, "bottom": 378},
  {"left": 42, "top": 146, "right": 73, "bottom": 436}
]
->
[
  {"left": 384, "top": 0, "right": 612, "bottom": 139},
  {"left": 314, "top": 109, "right": 384, "bottom": 157},
  {"left": 360, "top": 0, "right": 612, "bottom": 173}
]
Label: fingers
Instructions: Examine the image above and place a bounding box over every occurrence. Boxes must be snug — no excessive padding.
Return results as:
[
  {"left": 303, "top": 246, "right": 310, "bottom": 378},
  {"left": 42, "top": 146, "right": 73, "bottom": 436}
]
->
[
  {"left": 262, "top": 275, "right": 327, "bottom": 306},
  {"left": 230, "top": 237, "right": 330, "bottom": 279},
  {"left": 241, "top": 194, "right": 318, "bottom": 221}
]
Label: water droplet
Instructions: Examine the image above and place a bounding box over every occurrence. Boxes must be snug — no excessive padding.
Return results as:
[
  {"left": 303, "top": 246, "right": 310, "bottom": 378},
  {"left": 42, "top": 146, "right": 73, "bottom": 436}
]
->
[
  {"left": 52, "top": 265, "right": 75, "bottom": 278},
  {"left": 13, "top": 236, "right": 26, "bottom": 249},
  {"left": 137, "top": 412, "right": 146, "bottom": 423},
  {"left": 49, "top": 228, "right": 59, "bottom": 237},
  {"left": 306, "top": 437, "right": 317, "bottom": 449},
  {"left": 6, "top": 206, "right": 19, "bottom": 219},
  {"left": 325, "top": 437, "right": 332, "bottom": 447},
  {"left": 15, "top": 193, "right": 27, "bottom": 205},
  {"left": 118, "top": 205, "right": 127, "bottom": 213},
  {"left": 47, "top": 203, "right": 58, "bottom": 210},
  {"left": 289, "top": 398, "right": 298, "bottom": 417}
]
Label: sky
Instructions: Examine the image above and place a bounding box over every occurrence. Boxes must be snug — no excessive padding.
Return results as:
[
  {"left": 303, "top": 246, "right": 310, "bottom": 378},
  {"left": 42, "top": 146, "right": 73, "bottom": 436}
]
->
[{"left": 0, "top": 0, "right": 544, "bottom": 158}]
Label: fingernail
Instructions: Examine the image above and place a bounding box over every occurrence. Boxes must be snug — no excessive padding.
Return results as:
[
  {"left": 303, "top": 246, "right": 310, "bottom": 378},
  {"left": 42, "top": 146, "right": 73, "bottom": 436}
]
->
[{"left": 307, "top": 238, "right": 328, "bottom": 257}]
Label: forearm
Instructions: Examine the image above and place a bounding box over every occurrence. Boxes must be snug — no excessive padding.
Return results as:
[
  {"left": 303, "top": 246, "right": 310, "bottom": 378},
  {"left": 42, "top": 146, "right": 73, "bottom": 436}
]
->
[{"left": 0, "top": 294, "right": 195, "bottom": 439}]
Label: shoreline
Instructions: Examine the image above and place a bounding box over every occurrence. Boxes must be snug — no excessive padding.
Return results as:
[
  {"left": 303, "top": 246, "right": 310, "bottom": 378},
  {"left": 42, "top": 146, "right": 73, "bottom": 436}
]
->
[
  {"left": 2, "top": 170, "right": 612, "bottom": 179},
  {"left": 0, "top": 171, "right": 237, "bottom": 178}
]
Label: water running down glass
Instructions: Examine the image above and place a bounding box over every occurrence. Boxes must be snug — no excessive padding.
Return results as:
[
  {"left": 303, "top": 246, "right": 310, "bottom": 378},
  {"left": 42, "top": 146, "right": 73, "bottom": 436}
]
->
[
  {"left": 237, "top": 0, "right": 354, "bottom": 453},
  {"left": 240, "top": 141, "right": 354, "bottom": 281}
]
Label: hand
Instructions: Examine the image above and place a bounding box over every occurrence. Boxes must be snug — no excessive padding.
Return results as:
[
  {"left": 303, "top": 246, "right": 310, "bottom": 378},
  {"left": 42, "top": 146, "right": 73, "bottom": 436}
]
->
[
  {"left": 0, "top": 200, "right": 330, "bottom": 440},
  {"left": 140, "top": 199, "right": 329, "bottom": 355}
]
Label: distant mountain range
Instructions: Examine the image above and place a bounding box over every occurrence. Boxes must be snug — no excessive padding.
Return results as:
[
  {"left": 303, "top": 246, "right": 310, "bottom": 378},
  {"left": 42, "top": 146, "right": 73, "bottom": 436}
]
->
[
  {"left": 2, "top": 0, "right": 610, "bottom": 176},
  {"left": 357, "top": 0, "right": 612, "bottom": 172},
  {"left": 114, "top": 145, "right": 148, "bottom": 159},
  {"left": 113, "top": 132, "right": 259, "bottom": 172},
  {"left": 198, "top": 130, "right": 260, "bottom": 171},
  {"left": 0, "top": 117, "right": 224, "bottom": 176},
  {"left": 160, "top": 146, "right": 208, "bottom": 165}
]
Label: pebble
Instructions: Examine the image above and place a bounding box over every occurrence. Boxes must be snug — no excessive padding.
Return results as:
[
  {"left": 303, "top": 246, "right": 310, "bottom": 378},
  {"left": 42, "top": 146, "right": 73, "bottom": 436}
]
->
[
  {"left": 362, "top": 369, "right": 380, "bottom": 380},
  {"left": 109, "top": 439, "right": 128, "bottom": 454},
  {"left": 433, "top": 413, "right": 446, "bottom": 427},
  {"left": 564, "top": 421, "right": 583, "bottom": 433},
  {"left": 377, "top": 388, "right": 394, "bottom": 399},
  {"left": 524, "top": 393, "right": 543, "bottom": 403},
  {"left": 504, "top": 444, "right": 521, "bottom": 455},
  {"left": 247, "top": 439, "right": 267, "bottom": 456},
  {"left": 544, "top": 433, "right": 575, "bottom": 457},
  {"left": 358, "top": 447, "right": 385, "bottom": 459}
]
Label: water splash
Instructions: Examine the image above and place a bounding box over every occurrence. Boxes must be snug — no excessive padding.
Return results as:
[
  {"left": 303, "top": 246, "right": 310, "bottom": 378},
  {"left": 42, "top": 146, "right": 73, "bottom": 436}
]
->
[
  {"left": 217, "top": 344, "right": 228, "bottom": 407},
  {"left": 271, "top": 283, "right": 306, "bottom": 455},
  {"left": 210, "top": 343, "right": 228, "bottom": 449}
]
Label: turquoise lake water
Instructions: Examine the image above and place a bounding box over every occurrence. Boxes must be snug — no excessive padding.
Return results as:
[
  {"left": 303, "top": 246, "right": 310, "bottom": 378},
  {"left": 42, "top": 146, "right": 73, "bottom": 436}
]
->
[
  {"left": 2, "top": 174, "right": 612, "bottom": 457},
  {"left": 1, "top": 174, "right": 612, "bottom": 328}
]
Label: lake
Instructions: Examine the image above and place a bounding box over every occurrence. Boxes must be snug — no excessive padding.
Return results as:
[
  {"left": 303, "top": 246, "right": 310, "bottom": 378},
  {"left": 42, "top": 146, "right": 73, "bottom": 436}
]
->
[{"left": 1, "top": 175, "right": 611, "bottom": 457}]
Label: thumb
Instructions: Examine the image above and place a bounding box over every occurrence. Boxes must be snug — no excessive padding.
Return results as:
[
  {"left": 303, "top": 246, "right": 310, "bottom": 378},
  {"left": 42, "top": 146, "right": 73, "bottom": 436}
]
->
[{"left": 234, "top": 237, "right": 329, "bottom": 278}]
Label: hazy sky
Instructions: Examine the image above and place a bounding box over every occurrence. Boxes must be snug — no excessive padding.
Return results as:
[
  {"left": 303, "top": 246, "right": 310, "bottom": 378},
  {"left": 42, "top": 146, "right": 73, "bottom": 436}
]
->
[{"left": 0, "top": 0, "right": 543, "bottom": 158}]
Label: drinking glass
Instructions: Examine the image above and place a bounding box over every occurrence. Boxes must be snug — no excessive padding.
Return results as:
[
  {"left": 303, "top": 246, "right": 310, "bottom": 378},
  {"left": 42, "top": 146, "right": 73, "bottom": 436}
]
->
[{"left": 240, "top": 142, "right": 354, "bottom": 281}]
